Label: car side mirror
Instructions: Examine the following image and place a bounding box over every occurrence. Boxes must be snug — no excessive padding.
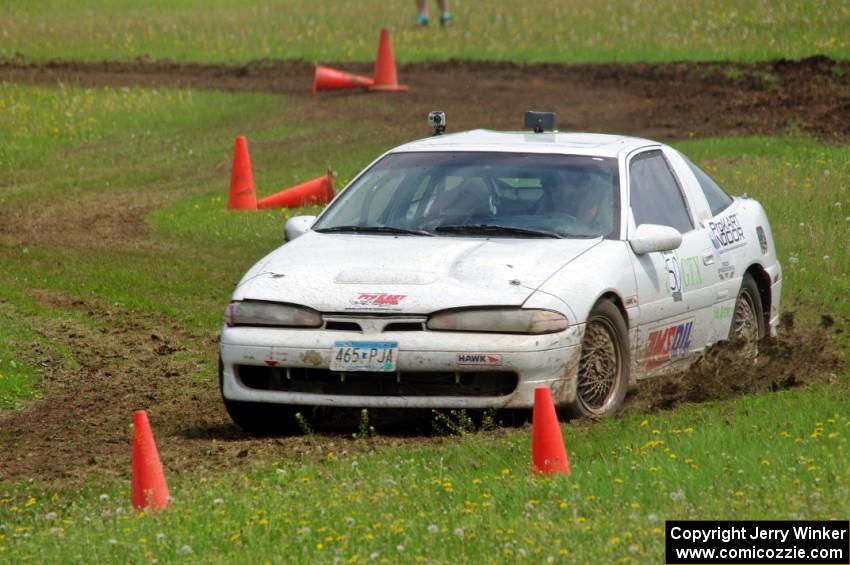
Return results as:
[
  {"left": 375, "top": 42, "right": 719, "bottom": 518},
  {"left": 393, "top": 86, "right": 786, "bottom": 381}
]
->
[
  {"left": 629, "top": 224, "right": 682, "bottom": 254},
  {"left": 284, "top": 215, "right": 316, "bottom": 241}
]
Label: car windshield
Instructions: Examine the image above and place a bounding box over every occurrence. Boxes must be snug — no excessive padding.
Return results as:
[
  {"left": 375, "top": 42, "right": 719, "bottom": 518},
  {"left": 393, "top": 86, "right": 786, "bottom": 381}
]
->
[{"left": 314, "top": 151, "right": 620, "bottom": 239}]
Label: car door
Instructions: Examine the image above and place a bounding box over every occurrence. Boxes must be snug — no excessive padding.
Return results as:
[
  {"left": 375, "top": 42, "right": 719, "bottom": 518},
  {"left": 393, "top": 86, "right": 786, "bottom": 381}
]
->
[
  {"left": 626, "top": 149, "right": 717, "bottom": 376},
  {"left": 668, "top": 148, "right": 744, "bottom": 344}
]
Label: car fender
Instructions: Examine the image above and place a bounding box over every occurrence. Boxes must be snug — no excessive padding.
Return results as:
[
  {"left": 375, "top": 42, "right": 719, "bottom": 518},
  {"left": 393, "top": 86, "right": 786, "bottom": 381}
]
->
[{"left": 531, "top": 240, "right": 638, "bottom": 326}]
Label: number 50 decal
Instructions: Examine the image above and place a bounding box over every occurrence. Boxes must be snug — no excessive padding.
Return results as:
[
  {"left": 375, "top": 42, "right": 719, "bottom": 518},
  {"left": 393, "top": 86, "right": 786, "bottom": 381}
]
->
[{"left": 663, "top": 251, "right": 683, "bottom": 302}]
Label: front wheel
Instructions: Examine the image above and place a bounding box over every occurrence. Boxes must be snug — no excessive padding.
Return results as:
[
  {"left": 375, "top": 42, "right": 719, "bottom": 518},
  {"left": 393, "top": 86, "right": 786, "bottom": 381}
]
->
[{"left": 566, "top": 300, "right": 630, "bottom": 418}]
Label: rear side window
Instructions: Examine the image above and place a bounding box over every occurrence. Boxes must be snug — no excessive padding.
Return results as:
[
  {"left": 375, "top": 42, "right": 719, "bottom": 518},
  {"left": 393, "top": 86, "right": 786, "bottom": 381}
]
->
[
  {"left": 629, "top": 150, "right": 693, "bottom": 233},
  {"left": 679, "top": 153, "right": 734, "bottom": 217}
]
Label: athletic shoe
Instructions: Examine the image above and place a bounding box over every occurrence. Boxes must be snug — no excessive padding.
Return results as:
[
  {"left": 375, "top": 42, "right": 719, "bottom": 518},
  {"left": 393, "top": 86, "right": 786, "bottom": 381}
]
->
[
  {"left": 415, "top": 14, "right": 430, "bottom": 27},
  {"left": 439, "top": 12, "right": 453, "bottom": 27}
]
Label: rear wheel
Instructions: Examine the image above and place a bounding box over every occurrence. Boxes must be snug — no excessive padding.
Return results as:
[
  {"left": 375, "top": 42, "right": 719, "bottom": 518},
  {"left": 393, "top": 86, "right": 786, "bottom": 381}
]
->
[
  {"left": 219, "top": 358, "right": 300, "bottom": 434},
  {"left": 566, "top": 300, "right": 630, "bottom": 418}
]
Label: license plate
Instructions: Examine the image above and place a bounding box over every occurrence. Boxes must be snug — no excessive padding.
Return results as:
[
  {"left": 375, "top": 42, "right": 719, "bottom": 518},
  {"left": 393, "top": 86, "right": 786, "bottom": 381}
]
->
[{"left": 330, "top": 341, "right": 398, "bottom": 372}]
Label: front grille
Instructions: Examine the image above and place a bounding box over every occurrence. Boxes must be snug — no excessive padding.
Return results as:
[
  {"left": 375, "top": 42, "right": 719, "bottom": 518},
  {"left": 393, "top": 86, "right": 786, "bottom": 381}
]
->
[
  {"left": 382, "top": 322, "right": 425, "bottom": 332},
  {"left": 237, "top": 365, "right": 518, "bottom": 397},
  {"left": 321, "top": 316, "right": 426, "bottom": 333},
  {"left": 324, "top": 321, "right": 362, "bottom": 331}
]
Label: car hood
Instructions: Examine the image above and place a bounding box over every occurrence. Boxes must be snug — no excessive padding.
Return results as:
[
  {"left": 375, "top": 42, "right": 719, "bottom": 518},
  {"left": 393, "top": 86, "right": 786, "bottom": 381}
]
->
[{"left": 233, "top": 232, "right": 601, "bottom": 313}]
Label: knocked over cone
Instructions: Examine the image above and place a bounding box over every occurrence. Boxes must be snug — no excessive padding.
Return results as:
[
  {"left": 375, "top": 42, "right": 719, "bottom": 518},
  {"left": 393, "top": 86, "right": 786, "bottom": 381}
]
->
[
  {"left": 257, "top": 168, "right": 335, "bottom": 209},
  {"left": 313, "top": 65, "right": 374, "bottom": 96}
]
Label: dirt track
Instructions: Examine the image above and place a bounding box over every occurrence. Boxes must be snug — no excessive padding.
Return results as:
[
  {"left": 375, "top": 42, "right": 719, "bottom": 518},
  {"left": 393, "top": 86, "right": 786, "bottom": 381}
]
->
[
  {"left": 3, "top": 55, "right": 850, "bottom": 141},
  {"left": 0, "top": 56, "right": 848, "bottom": 485}
]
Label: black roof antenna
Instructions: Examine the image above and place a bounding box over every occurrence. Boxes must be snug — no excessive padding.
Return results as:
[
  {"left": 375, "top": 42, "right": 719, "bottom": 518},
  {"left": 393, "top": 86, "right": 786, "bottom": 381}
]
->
[{"left": 524, "top": 111, "right": 556, "bottom": 133}]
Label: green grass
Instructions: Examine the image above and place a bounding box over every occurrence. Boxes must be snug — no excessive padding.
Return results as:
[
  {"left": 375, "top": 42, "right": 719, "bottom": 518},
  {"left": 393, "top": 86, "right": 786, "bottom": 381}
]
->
[
  {"left": 1, "top": 0, "right": 849, "bottom": 64},
  {"left": 0, "top": 82, "right": 849, "bottom": 561},
  {"left": 1, "top": 382, "right": 847, "bottom": 562},
  {"left": 0, "top": 311, "right": 42, "bottom": 410},
  {"left": 0, "top": 82, "right": 408, "bottom": 403},
  {"left": 1, "top": 82, "right": 848, "bottom": 403}
]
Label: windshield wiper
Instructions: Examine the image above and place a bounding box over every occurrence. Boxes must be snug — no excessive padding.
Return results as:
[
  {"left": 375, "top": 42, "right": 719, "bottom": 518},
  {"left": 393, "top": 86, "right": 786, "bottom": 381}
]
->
[
  {"left": 434, "top": 224, "right": 563, "bottom": 239},
  {"left": 314, "top": 225, "right": 433, "bottom": 236}
]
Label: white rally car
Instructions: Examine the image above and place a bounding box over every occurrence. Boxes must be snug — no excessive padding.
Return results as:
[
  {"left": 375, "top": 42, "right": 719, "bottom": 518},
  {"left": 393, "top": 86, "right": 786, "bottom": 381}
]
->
[{"left": 219, "top": 112, "right": 781, "bottom": 431}]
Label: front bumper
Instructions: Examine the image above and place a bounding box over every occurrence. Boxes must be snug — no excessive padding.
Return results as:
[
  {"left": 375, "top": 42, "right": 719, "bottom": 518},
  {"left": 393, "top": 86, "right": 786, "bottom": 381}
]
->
[{"left": 220, "top": 321, "right": 583, "bottom": 409}]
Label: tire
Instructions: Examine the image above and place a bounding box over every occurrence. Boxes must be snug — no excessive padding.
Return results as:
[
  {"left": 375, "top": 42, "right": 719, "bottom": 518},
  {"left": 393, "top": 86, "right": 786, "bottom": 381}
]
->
[
  {"left": 218, "top": 358, "right": 299, "bottom": 435},
  {"left": 729, "top": 272, "right": 765, "bottom": 343},
  {"left": 566, "top": 299, "right": 630, "bottom": 418}
]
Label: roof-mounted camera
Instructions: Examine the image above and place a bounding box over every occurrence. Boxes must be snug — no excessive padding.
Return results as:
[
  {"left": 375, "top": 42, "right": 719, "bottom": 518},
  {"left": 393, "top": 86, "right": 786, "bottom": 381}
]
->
[
  {"left": 524, "top": 111, "right": 556, "bottom": 134},
  {"left": 428, "top": 111, "right": 446, "bottom": 136}
]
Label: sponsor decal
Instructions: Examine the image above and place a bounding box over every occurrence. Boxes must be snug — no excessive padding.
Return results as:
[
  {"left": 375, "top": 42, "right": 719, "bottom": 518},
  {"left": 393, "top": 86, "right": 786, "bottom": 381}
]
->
[
  {"left": 644, "top": 320, "right": 694, "bottom": 370},
  {"left": 713, "top": 304, "right": 733, "bottom": 320},
  {"left": 707, "top": 212, "right": 746, "bottom": 253},
  {"left": 457, "top": 353, "right": 502, "bottom": 366},
  {"left": 679, "top": 255, "right": 704, "bottom": 288},
  {"left": 350, "top": 293, "right": 407, "bottom": 307},
  {"left": 718, "top": 261, "right": 735, "bottom": 281}
]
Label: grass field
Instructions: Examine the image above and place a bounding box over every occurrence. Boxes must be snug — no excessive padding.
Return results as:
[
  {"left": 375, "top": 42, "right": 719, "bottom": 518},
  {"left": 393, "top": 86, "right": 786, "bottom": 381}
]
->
[
  {"left": 1, "top": 384, "right": 848, "bottom": 562},
  {"left": 0, "top": 81, "right": 848, "bottom": 561},
  {"left": 1, "top": 2, "right": 850, "bottom": 562},
  {"left": 1, "top": 0, "right": 849, "bottom": 64}
]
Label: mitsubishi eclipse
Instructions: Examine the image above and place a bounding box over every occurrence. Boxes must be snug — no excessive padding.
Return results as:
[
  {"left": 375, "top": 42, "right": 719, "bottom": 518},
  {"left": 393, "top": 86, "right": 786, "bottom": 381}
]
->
[{"left": 219, "top": 112, "right": 781, "bottom": 432}]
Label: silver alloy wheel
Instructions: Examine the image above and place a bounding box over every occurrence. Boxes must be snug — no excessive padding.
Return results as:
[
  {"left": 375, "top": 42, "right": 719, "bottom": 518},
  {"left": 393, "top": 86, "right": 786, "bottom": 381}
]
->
[
  {"left": 577, "top": 318, "right": 622, "bottom": 412},
  {"left": 732, "top": 289, "right": 759, "bottom": 342}
]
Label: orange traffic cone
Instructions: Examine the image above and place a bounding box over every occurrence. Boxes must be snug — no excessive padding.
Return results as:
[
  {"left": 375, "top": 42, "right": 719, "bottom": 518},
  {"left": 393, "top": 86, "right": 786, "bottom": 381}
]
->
[
  {"left": 370, "top": 28, "right": 408, "bottom": 92},
  {"left": 227, "top": 135, "right": 257, "bottom": 211},
  {"left": 312, "top": 65, "right": 375, "bottom": 96},
  {"left": 131, "top": 410, "right": 171, "bottom": 510},
  {"left": 257, "top": 168, "right": 335, "bottom": 209},
  {"left": 531, "top": 387, "right": 571, "bottom": 475}
]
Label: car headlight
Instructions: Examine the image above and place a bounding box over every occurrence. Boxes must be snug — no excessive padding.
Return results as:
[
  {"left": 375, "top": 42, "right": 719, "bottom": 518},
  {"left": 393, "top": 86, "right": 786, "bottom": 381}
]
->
[
  {"left": 427, "top": 308, "right": 568, "bottom": 334},
  {"left": 224, "top": 301, "right": 322, "bottom": 327}
]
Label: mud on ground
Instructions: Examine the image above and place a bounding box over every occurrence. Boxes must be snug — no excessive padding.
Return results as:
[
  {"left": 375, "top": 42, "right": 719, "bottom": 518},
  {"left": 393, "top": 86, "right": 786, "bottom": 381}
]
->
[
  {"left": 0, "top": 56, "right": 849, "bottom": 486},
  {"left": 2, "top": 55, "right": 850, "bottom": 141},
  {"left": 628, "top": 312, "right": 846, "bottom": 412}
]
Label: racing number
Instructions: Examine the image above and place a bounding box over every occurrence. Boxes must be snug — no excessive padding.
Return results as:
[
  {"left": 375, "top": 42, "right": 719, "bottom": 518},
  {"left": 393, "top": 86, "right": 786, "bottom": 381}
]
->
[{"left": 663, "top": 251, "right": 683, "bottom": 302}]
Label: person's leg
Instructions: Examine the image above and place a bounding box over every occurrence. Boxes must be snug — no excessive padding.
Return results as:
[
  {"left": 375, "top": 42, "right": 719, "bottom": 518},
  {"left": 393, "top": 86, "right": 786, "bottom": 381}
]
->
[
  {"left": 438, "top": 1, "right": 452, "bottom": 26},
  {"left": 415, "top": 0, "right": 430, "bottom": 26}
]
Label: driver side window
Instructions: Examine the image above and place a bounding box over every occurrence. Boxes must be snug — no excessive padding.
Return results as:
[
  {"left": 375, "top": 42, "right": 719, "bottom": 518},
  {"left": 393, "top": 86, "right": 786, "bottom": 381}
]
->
[{"left": 629, "top": 150, "right": 693, "bottom": 233}]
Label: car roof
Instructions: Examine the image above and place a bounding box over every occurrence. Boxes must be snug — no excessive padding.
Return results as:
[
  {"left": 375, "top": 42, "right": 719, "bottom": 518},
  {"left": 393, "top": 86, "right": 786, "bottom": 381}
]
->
[{"left": 389, "top": 129, "right": 660, "bottom": 159}]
